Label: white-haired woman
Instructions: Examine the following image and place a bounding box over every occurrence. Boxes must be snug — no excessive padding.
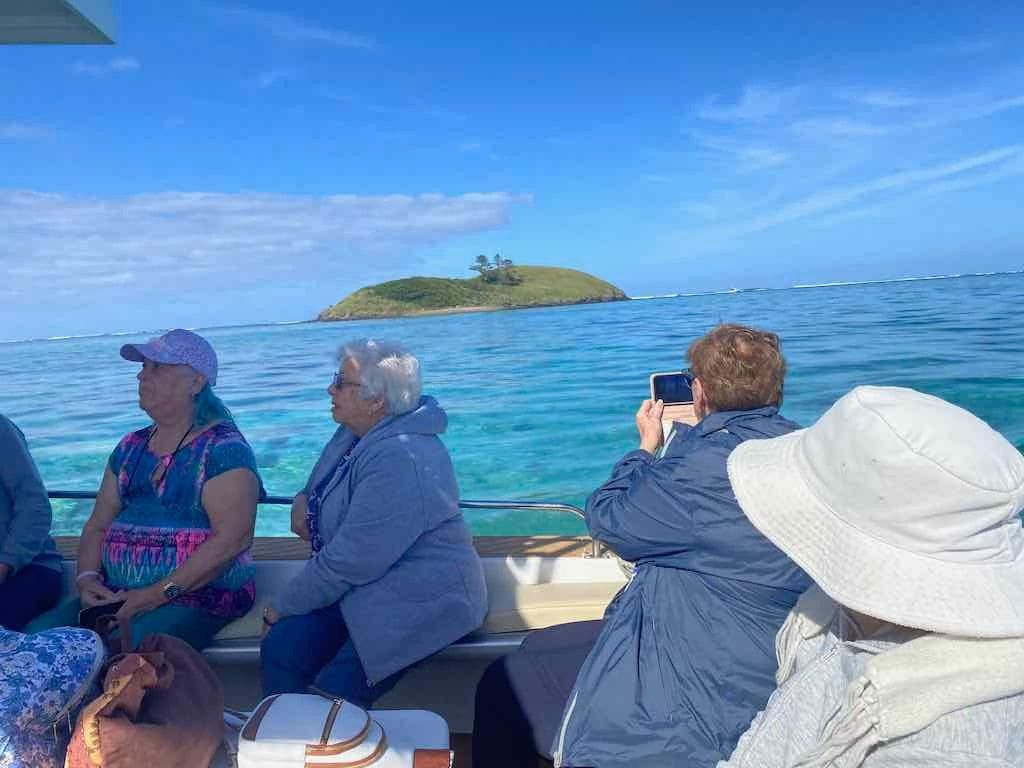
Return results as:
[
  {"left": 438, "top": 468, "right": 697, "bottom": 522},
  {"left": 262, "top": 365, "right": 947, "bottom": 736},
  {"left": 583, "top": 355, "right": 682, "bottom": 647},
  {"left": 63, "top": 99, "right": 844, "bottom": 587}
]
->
[{"left": 260, "top": 339, "right": 487, "bottom": 705}]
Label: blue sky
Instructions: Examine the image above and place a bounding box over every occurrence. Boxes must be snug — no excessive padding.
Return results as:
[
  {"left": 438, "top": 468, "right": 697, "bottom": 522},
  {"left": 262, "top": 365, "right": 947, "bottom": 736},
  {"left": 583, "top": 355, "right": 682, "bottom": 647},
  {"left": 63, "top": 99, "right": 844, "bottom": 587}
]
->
[{"left": 2, "top": 1, "right": 1023, "bottom": 339}]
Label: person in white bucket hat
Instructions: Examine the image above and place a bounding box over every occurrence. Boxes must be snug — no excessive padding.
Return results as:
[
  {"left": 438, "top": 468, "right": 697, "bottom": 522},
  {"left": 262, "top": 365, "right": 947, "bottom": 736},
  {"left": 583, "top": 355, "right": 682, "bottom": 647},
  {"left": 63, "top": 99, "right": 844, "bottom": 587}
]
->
[{"left": 719, "top": 385, "right": 1024, "bottom": 768}]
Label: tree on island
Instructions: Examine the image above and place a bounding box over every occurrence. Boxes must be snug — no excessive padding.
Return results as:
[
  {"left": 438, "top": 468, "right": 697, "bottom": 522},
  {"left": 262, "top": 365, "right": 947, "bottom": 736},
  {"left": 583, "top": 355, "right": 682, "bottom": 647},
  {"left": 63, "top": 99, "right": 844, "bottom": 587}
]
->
[{"left": 470, "top": 253, "right": 522, "bottom": 285}]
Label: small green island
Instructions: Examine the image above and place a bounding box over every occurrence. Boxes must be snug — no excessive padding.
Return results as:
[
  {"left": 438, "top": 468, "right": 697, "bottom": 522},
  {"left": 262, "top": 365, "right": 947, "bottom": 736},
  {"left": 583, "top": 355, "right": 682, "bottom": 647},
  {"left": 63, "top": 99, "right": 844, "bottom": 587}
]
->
[{"left": 317, "top": 257, "right": 627, "bottom": 321}]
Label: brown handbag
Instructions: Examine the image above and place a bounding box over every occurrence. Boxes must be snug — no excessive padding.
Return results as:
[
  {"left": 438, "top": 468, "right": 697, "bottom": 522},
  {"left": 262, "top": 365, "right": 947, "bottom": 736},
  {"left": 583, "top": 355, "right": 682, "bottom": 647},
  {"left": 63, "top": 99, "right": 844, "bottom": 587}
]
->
[{"left": 65, "top": 619, "right": 225, "bottom": 768}]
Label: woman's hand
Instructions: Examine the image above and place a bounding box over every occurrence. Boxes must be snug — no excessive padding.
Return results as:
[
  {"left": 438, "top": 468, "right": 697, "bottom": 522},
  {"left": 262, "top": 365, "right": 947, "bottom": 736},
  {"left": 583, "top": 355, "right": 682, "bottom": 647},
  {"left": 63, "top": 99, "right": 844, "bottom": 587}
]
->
[
  {"left": 79, "top": 575, "right": 120, "bottom": 607},
  {"left": 291, "top": 493, "right": 311, "bottom": 541},
  {"left": 114, "top": 585, "right": 164, "bottom": 623},
  {"left": 636, "top": 398, "right": 665, "bottom": 455},
  {"left": 261, "top": 606, "right": 280, "bottom": 639}
]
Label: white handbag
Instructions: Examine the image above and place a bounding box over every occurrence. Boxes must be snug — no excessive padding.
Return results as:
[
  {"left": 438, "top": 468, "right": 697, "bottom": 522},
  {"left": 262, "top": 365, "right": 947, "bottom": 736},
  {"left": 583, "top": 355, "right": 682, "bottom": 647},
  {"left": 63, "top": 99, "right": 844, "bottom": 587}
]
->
[{"left": 236, "top": 693, "right": 452, "bottom": 768}]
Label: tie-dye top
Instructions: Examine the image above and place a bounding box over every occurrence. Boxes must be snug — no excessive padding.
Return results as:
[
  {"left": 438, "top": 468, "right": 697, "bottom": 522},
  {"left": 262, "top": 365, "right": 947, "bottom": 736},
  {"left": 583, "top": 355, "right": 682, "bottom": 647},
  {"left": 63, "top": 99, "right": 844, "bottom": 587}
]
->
[{"left": 101, "top": 421, "right": 263, "bottom": 618}]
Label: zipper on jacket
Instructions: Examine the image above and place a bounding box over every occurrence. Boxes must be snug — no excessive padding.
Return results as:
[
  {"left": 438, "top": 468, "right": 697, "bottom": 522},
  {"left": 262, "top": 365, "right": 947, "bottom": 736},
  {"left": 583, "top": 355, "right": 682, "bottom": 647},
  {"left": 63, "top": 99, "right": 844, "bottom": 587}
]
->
[
  {"left": 552, "top": 570, "right": 640, "bottom": 766},
  {"left": 552, "top": 688, "right": 580, "bottom": 767}
]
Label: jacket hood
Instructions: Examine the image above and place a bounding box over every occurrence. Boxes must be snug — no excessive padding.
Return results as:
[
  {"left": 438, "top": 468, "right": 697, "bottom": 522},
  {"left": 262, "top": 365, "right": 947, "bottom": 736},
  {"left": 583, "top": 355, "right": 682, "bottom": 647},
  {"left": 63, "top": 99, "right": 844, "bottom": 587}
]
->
[{"left": 363, "top": 395, "right": 448, "bottom": 444}]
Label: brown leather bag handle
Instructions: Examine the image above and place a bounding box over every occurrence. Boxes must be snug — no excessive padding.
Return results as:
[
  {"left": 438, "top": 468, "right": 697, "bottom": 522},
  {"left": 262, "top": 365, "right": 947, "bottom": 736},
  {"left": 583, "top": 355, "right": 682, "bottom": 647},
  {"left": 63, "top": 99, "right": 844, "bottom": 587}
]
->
[{"left": 95, "top": 614, "right": 134, "bottom": 655}]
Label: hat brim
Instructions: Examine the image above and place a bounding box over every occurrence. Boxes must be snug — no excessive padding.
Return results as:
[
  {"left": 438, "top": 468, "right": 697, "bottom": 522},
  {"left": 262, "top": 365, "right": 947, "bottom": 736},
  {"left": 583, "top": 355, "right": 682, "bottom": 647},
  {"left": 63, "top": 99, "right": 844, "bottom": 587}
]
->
[
  {"left": 727, "top": 430, "right": 1024, "bottom": 637},
  {"left": 119, "top": 342, "right": 181, "bottom": 365}
]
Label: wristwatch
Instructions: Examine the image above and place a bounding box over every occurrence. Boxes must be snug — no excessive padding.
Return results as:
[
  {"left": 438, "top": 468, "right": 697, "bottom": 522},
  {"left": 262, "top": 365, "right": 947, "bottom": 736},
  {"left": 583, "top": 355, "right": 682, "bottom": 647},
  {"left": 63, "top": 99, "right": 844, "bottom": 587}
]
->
[{"left": 161, "top": 580, "right": 184, "bottom": 601}]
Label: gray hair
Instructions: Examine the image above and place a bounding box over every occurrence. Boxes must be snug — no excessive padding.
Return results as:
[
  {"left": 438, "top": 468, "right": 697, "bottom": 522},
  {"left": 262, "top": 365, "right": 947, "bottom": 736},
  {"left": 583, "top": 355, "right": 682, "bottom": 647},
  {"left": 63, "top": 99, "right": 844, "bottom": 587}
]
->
[{"left": 339, "top": 339, "right": 422, "bottom": 416}]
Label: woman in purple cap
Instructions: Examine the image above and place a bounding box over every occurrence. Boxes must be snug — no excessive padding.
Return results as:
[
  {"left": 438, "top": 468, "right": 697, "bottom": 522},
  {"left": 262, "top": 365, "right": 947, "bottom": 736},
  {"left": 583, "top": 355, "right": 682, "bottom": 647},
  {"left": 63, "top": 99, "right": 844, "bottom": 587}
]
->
[{"left": 32, "top": 329, "right": 264, "bottom": 650}]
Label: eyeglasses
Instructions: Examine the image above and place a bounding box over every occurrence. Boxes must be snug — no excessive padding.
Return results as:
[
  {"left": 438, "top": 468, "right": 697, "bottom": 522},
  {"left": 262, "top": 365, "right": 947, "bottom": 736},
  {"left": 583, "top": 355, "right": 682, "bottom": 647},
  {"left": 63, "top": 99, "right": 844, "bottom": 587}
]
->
[{"left": 331, "top": 372, "right": 361, "bottom": 389}]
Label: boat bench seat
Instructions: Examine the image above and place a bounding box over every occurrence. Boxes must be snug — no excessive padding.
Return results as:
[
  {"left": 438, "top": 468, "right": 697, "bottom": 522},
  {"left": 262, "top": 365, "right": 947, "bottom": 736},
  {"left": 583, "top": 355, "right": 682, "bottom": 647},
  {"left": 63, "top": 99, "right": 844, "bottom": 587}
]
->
[{"left": 57, "top": 556, "right": 626, "bottom": 664}]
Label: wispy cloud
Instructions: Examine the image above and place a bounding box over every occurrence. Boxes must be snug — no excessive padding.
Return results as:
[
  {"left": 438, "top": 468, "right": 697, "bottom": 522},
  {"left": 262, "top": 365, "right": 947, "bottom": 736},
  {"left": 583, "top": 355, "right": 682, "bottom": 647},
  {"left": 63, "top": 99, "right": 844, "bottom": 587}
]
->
[
  {"left": 925, "top": 38, "right": 998, "bottom": 57},
  {"left": 457, "top": 139, "right": 500, "bottom": 159},
  {"left": 923, "top": 152, "right": 1024, "bottom": 196},
  {"left": 789, "top": 117, "right": 892, "bottom": 140},
  {"left": 697, "top": 85, "right": 802, "bottom": 123},
  {"left": 684, "top": 145, "right": 1022, "bottom": 244},
  {"left": 694, "top": 134, "right": 790, "bottom": 172},
  {"left": 0, "top": 122, "right": 55, "bottom": 140},
  {"left": 70, "top": 56, "right": 141, "bottom": 76},
  {"left": 840, "top": 89, "right": 930, "bottom": 109},
  {"left": 222, "top": 6, "right": 373, "bottom": 49},
  {"left": 251, "top": 68, "right": 297, "bottom": 89},
  {"left": 0, "top": 189, "right": 531, "bottom": 297}
]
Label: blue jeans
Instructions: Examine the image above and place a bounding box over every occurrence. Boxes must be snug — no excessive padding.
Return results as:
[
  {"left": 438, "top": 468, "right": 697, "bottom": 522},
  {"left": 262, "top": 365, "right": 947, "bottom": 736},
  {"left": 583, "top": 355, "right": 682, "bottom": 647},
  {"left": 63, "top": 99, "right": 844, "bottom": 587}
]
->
[
  {"left": 261, "top": 604, "right": 405, "bottom": 707},
  {"left": 25, "top": 596, "right": 231, "bottom": 651}
]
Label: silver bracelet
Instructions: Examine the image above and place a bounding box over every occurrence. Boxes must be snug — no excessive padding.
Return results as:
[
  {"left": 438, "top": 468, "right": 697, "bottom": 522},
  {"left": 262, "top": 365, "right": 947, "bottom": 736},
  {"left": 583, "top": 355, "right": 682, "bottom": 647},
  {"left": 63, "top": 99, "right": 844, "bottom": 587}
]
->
[{"left": 75, "top": 570, "right": 102, "bottom": 583}]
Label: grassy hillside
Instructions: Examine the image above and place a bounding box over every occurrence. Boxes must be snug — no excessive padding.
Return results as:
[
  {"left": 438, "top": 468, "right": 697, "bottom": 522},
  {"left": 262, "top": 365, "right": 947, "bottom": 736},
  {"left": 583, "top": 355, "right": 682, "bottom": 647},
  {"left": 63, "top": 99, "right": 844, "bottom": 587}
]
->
[{"left": 317, "top": 266, "right": 627, "bottom": 320}]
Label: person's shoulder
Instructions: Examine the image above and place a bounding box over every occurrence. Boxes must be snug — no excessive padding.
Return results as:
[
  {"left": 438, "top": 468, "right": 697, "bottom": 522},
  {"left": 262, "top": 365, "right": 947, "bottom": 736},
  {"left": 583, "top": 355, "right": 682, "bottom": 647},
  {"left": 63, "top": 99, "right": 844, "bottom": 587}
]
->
[
  {"left": 117, "top": 424, "right": 153, "bottom": 447},
  {"left": 0, "top": 413, "right": 19, "bottom": 439},
  {"left": 204, "top": 420, "right": 250, "bottom": 445},
  {"left": 203, "top": 421, "right": 257, "bottom": 459}
]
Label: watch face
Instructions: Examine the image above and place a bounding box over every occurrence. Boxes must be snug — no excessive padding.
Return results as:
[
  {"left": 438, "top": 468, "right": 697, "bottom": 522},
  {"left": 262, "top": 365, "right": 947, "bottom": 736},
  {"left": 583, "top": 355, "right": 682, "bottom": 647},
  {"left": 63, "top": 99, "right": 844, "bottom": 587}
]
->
[{"left": 164, "top": 583, "right": 183, "bottom": 600}]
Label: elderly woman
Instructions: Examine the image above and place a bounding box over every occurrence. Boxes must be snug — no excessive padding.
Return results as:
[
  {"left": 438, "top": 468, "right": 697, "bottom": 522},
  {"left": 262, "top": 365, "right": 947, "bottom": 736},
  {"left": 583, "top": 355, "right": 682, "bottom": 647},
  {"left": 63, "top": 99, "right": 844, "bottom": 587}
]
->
[
  {"left": 721, "top": 386, "right": 1024, "bottom": 767},
  {"left": 260, "top": 339, "right": 487, "bottom": 706},
  {"left": 33, "top": 329, "right": 263, "bottom": 650},
  {"left": 0, "top": 415, "right": 63, "bottom": 630}
]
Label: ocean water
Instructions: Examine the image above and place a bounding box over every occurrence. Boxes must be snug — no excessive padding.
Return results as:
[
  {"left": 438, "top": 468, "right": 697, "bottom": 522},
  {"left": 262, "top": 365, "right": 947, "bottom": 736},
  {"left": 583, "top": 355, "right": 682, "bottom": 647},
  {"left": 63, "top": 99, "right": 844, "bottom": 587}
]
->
[{"left": 3, "top": 272, "right": 1022, "bottom": 537}]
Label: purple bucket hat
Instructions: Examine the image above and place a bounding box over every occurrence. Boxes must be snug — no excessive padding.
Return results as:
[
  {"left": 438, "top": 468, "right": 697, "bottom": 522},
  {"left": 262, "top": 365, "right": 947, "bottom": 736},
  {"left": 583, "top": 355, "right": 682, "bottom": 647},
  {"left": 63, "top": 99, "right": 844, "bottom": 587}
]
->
[{"left": 120, "top": 329, "right": 218, "bottom": 386}]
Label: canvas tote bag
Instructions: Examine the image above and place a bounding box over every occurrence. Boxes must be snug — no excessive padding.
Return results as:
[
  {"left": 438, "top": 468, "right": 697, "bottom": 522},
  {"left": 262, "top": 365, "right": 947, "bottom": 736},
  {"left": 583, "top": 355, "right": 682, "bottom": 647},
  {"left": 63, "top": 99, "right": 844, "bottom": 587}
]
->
[{"left": 65, "top": 620, "right": 224, "bottom": 768}]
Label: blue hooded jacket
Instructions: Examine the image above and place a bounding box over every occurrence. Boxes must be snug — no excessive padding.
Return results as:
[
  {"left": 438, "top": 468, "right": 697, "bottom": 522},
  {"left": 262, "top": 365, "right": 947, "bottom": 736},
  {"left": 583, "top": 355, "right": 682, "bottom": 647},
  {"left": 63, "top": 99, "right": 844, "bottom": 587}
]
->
[
  {"left": 272, "top": 396, "right": 487, "bottom": 683},
  {"left": 553, "top": 407, "right": 811, "bottom": 768}
]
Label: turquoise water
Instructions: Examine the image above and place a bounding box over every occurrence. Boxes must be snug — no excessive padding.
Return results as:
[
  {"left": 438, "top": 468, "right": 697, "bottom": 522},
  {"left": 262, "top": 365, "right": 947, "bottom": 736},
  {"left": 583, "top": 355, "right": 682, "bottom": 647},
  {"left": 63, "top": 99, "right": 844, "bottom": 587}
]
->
[{"left": 3, "top": 272, "right": 1022, "bottom": 536}]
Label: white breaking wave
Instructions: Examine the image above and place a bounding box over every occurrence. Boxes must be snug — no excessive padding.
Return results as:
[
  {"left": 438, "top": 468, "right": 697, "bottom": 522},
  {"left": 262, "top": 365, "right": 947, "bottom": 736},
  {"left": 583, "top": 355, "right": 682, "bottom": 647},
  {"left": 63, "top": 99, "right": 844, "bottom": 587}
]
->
[{"left": 791, "top": 269, "right": 1021, "bottom": 289}]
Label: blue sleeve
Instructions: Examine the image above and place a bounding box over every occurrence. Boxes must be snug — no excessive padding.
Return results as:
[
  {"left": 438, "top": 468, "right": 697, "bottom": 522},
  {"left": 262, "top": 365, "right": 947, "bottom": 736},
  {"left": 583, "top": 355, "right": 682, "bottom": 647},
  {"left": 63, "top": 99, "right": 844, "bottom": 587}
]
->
[
  {"left": 107, "top": 432, "right": 135, "bottom": 476},
  {"left": 0, "top": 417, "right": 54, "bottom": 571},
  {"left": 273, "top": 445, "right": 427, "bottom": 616},
  {"left": 585, "top": 449, "right": 698, "bottom": 562},
  {"left": 205, "top": 435, "right": 265, "bottom": 499}
]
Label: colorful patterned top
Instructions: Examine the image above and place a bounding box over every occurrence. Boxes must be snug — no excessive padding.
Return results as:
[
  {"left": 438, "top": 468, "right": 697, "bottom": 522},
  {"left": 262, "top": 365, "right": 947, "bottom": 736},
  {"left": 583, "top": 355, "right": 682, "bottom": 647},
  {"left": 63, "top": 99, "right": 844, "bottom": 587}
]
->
[{"left": 101, "top": 421, "right": 263, "bottom": 618}]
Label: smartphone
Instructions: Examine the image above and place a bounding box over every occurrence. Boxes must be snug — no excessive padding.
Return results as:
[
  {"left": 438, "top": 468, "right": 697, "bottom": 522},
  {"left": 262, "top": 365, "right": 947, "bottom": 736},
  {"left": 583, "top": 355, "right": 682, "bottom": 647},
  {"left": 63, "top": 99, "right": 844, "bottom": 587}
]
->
[
  {"left": 78, "top": 600, "right": 126, "bottom": 631},
  {"left": 649, "top": 371, "right": 695, "bottom": 405},
  {"left": 649, "top": 371, "right": 698, "bottom": 437}
]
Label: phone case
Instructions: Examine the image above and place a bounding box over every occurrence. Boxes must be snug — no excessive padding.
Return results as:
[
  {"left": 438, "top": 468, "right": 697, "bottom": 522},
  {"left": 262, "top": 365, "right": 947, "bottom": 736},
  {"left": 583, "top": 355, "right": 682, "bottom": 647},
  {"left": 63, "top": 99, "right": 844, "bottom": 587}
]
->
[{"left": 78, "top": 601, "right": 126, "bottom": 631}]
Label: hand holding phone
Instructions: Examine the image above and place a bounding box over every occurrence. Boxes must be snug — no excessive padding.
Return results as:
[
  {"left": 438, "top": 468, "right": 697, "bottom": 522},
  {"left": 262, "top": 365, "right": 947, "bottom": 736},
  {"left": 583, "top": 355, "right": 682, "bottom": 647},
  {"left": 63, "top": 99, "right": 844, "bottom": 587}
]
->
[
  {"left": 649, "top": 371, "right": 699, "bottom": 439},
  {"left": 78, "top": 599, "right": 127, "bottom": 631},
  {"left": 636, "top": 398, "right": 666, "bottom": 454}
]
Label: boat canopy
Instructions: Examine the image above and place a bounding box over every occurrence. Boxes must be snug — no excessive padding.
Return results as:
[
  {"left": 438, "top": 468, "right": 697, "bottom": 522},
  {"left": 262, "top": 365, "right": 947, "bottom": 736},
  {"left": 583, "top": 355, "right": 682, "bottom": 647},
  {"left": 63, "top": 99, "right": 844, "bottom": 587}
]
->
[{"left": 0, "top": 0, "right": 114, "bottom": 44}]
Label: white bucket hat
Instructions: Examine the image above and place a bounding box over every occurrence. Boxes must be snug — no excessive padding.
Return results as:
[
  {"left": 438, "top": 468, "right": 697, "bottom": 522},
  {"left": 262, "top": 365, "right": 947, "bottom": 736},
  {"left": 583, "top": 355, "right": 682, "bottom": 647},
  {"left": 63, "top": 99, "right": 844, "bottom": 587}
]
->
[{"left": 727, "top": 385, "right": 1024, "bottom": 637}]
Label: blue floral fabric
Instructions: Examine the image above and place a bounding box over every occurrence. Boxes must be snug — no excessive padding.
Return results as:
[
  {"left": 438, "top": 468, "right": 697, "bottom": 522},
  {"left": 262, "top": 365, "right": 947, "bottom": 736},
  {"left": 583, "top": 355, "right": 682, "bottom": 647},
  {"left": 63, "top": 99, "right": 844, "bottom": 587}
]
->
[{"left": 0, "top": 627, "right": 106, "bottom": 768}]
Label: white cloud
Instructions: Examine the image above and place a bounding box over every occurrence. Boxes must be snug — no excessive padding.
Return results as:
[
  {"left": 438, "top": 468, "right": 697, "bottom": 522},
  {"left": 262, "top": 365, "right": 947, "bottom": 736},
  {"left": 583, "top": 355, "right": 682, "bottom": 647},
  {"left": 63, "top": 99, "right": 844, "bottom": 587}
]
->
[
  {"left": 923, "top": 153, "right": 1024, "bottom": 195},
  {"left": 925, "top": 38, "right": 998, "bottom": 57},
  {"left": 71, "top": 56, "right": 141, "bottom": 76},
  {"left": 252, "top": 69, "right": 297, "bottom": 89},
  {"left": 688, "top": 145, "right": 1022, "bottom": 243},
  {"left": 0, "top": 122, "right": 54, "bottom": 140},
  {"left": 695, "top": 134, "right": 790, "bottom": 172},
  {"left": 697, "top": 85, "right": 802, "bottom": 122},
  {"left": 222, "top": 6, "right": 373, "bottom": 49},
  {"left": 0, "top": 189, "right": 531, "bottom": 297},
  {"left": 841, "top": 89, "right": 928, "bottom": 109},
  {"left": 790, "top": 117, "right": 892, "bottom": 139}
]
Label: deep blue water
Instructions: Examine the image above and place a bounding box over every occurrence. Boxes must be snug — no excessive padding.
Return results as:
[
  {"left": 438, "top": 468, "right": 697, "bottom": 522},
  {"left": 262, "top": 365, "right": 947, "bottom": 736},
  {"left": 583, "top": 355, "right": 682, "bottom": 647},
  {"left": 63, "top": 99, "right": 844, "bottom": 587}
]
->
[{"left": 3, "top": 272, "right": 1022, "bottom": 536}]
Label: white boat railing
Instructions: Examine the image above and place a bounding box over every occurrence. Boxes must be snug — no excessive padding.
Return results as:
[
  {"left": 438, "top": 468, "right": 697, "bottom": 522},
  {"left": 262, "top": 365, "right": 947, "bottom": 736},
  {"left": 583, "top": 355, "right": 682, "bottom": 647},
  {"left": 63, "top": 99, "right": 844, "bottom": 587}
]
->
[{"left": 46, "top": 490, "right": 602, "bottom": 557}]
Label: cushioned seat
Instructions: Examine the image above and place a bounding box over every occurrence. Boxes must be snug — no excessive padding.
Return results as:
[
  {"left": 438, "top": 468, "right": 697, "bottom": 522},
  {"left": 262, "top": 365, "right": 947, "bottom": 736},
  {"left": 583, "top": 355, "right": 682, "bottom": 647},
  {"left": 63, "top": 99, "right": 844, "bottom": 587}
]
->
[{"left": 54, "top": 556, "right": 624, "bottom": 659}]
